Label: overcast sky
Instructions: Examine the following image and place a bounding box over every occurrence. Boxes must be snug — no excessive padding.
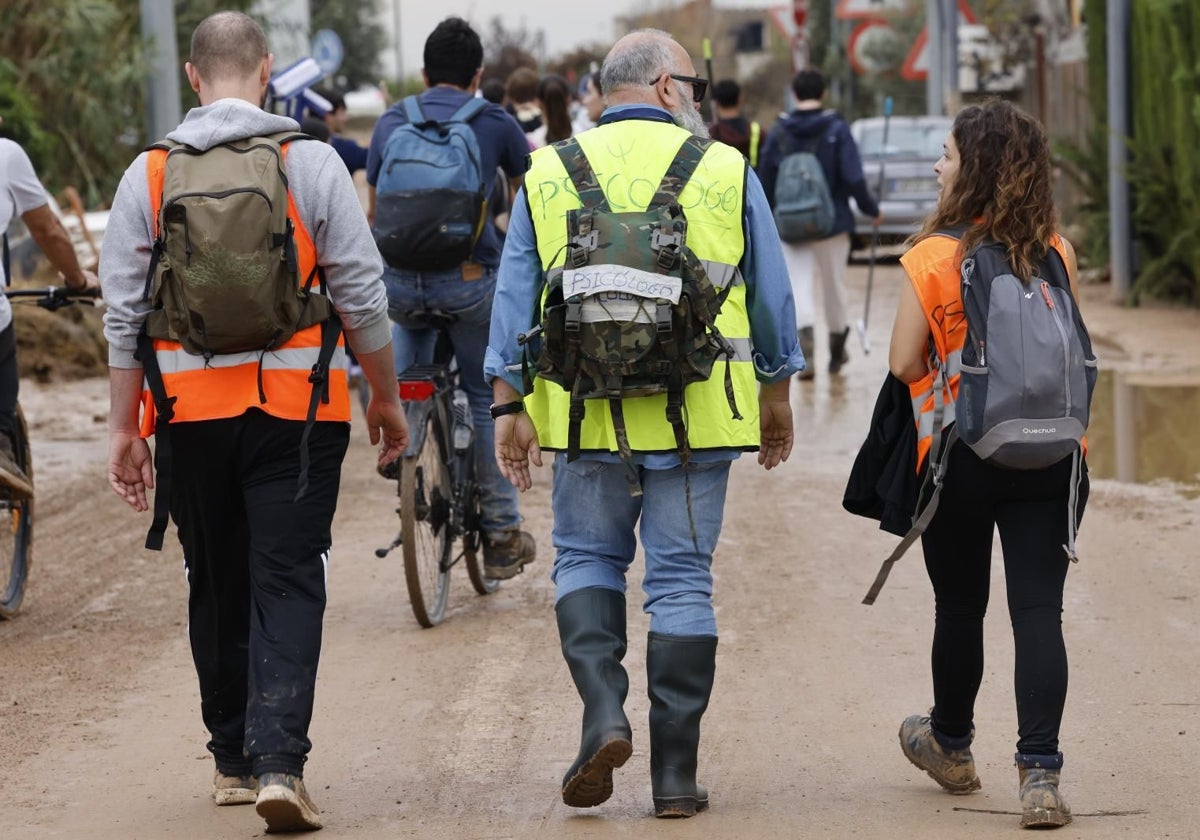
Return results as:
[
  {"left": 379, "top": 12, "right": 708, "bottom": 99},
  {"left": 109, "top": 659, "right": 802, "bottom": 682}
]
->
[{"left": 386, "top": 0, "right": 768, "bottom": 80}]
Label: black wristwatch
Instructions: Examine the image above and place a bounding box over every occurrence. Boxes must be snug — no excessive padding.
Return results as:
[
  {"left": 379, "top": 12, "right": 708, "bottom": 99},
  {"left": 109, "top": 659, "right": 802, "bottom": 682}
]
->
[{"left": 489, "top": 400, "right": 525, "bottom": 420}]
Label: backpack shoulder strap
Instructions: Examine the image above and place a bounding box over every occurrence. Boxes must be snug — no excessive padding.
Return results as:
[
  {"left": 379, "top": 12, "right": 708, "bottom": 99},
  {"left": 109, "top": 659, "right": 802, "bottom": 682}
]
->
[
  {"left": 402, "top": 95, "right": 426, "bottom": 126},
  {"left": 554, "top": 138, "right": 609, "bottom": 212},
  {"left": 651, "top": 135, "right": 712, "bottom": 206},
  {"left": 451, "top": 97, "right": 489, "bottom": 123}
]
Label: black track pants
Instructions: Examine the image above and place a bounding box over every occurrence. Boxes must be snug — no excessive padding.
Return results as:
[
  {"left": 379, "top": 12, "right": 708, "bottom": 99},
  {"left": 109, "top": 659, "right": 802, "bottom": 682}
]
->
[
  {"left": 0, "top": 323, "right": 18, "bottom": 440},
  {"left": 168, "top": 410, "right": 349, "bottom": 778},
  {"left": 919, "top": 442, "right": 1085, "bottom": 756}
]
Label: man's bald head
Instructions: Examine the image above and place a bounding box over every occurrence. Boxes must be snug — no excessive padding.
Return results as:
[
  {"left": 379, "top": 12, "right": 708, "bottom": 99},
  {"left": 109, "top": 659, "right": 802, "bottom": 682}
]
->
[
  {"left": 599, "top": 29, "right": 684, "bottom": 104},
  {"left": 189, "top": 11, "right": 269, "bottom": 85}
]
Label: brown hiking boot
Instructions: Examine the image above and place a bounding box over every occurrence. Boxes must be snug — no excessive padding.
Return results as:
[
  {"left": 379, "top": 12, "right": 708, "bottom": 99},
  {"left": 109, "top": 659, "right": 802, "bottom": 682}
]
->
[
  {"left": 899, "top": 713, "right": 981, "bottom": 794},
  {"left": 0, "top": 436, "right": 32, "bottom": 499},
  {"left": 212, "top": 770, "right": 257, "bottom": 806},
  {"left": 483, "top": 528, "right": 535, "bottom": 580},
  {"left": 1018, "top": 766, "right": 1072, "bottom": 828},
  {"left": 255, "top": 772, "right": 322, "bottom": 832}
]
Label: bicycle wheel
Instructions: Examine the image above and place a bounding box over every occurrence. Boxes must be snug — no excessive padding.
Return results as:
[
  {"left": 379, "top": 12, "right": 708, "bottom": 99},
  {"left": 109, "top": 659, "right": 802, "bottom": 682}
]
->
[
  {"left": 0, "top": 406, "right": 34, "bottom": 620},
  {"left": 400, "top": 410, "right": 452, "bottom": 627},
  {"left": 462, "top": 481, "right": 500, "bottom": 595}
]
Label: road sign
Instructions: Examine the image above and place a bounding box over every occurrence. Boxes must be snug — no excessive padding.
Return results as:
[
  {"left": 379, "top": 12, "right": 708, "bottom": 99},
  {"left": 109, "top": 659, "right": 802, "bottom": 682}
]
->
[
  {"left": 848, "top": 20, "right": 900, "bottom": 75},
  {"left": 900, "top": 0, "right": 978, "bottom": 81},
  {"left": 311, "top": 29, "right": 344, "bottom": 78},
  {"left": 835, "top": 0, "right": 906, "bottom": 20}
]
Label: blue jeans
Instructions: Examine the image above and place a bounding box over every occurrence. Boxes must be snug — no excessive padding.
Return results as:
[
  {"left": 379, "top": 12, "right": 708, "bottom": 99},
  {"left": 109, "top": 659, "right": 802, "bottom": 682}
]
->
[
  {"left": 383, "top": 265, "right": 520, "bottom": 535},
  {"left": 550, "top": 455, "right": 732, "bottom": 636}
]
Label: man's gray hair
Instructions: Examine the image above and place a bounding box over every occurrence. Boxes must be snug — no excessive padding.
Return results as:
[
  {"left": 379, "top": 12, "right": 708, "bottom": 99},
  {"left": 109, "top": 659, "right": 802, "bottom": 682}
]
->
[{"left": 600, "top": 29, "right": 678, "bottom": 97}]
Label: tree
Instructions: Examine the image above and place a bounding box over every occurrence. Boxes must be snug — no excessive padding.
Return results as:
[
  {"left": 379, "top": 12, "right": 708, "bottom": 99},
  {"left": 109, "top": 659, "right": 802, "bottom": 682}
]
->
[
  {"left": 480, "top": 17, "right": 543, "bottom": 86},
  {"left": 310, "top": 0, "right": 386, "bottom": 91}
]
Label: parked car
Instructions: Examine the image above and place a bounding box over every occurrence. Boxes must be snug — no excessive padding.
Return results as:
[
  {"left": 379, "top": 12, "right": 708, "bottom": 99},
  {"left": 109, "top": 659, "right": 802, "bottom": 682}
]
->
[{"left": 849, "top": 115, "right": 953, "bottom": 248}]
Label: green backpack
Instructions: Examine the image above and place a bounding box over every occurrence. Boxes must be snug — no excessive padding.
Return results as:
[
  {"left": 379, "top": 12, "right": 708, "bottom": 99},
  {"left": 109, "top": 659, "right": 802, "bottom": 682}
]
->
[
  {"left": 142, "top": 131, "right": 330, "bottom": 357},
  {"left": 521, "top": 135, "right": 741, "bottom": 491}
]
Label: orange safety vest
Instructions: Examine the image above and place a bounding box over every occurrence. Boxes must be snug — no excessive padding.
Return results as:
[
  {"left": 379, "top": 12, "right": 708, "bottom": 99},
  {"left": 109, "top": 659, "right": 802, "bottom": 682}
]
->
[
  {"left": 139, "top": 143, "right": 349, "bottom": 437},
  {"left": 900, "top": 233, "right": 1072, "bottom": 471}
]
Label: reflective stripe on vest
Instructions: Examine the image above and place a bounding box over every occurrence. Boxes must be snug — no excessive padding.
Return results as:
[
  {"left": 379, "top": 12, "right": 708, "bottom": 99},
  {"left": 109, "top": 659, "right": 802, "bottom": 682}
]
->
[
  {"left": 523, "top": 122, "right": 758, "bottom": 454},
  {"left": 139, "top": 141, "right": 348, "bottom": 437}
]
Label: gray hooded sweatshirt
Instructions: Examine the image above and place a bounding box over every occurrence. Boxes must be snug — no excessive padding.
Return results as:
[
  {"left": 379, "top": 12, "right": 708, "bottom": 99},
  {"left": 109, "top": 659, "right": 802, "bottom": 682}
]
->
[{"left": 100, "top": 98, "right": 391, "bottom": 369}]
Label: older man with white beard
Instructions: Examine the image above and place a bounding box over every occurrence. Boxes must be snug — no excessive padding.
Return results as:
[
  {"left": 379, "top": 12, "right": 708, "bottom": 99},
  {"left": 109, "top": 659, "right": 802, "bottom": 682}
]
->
[{"left": 485, "top": 28, "right": 803, "bottom": 819}]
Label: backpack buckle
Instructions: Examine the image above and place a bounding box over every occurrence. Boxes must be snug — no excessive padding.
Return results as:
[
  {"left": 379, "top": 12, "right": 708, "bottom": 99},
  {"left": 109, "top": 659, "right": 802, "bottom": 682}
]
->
[
  {"left": 651, "top": 229, "right": 681, "bottom": 270},
  {"left": 655, "top": 302, "right": 673, "bottom": 335},
  {"left": 565, "top": 299, "right": 582, "bottom": 333},
  {"left": 308, "top": 362, "right": 328, "bottom": 384}
]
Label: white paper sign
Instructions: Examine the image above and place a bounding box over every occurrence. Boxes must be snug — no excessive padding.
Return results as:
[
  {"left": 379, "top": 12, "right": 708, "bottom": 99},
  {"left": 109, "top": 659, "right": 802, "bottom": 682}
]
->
[{"left": 563, "top": 264, "right": 683, "bottom": 304}]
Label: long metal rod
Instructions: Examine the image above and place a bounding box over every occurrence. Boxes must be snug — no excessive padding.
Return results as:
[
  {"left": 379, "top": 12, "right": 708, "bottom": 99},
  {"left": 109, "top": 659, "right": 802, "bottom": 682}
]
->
[
  {"left": 140, "top": 0, "right": 182, "bottom": 141},
  {"left": 1107, "top": 0, "right": 1132, "bottom": 301}
]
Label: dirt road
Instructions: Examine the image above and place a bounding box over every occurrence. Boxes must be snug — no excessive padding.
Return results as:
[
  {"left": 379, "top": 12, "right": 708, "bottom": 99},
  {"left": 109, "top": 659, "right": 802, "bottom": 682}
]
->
[{"left": 1, "top": 262, "right": 1197, "bottom": 839}]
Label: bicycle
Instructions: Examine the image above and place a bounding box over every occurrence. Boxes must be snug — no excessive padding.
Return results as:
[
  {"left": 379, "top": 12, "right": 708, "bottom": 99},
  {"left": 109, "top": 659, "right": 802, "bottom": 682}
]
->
[
  {"left": 375, "top": 313, "right": 499, "bottom": 627},
  {"left": 0, "top": 284, "right": 102, "bottom": 619}
]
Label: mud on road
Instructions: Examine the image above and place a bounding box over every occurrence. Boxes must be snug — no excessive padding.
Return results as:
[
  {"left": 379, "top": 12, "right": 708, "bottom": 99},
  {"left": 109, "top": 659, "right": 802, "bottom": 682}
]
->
[{"left": 0, "top": 263, "right": 1197, "bottom": 839}]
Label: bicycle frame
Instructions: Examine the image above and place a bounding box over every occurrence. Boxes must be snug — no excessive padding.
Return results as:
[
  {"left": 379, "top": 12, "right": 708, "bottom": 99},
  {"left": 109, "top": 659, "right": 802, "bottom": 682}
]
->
[{"left": 396, "top": 361, "right": 480, "bottom": 570}]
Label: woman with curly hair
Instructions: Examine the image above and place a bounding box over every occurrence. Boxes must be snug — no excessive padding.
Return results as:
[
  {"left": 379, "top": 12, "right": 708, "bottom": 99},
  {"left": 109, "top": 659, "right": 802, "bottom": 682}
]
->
[{"left": 887, "top": 99, "right": 1084, "bottom": 830}]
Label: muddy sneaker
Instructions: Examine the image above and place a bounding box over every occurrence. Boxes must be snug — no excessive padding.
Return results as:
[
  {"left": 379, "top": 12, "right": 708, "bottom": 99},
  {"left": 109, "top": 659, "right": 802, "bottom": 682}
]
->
[
  {"left": 255, "top": 772, "right": 322, "bottom": 833},
  {"left": 0, "top": 437, "right": 32, "bottom": 499},
  {"left": 483, "top": 529, "right": 536, "bottom": 580},
  {"left": 1018, "top": 764, "right": 1072, "bottom": 828},
  {"left": 213, "top": 770, "right": 257, "bottom": 806},
  {"left": 899, "top": 713, "right": 981, "bottom": 794}
]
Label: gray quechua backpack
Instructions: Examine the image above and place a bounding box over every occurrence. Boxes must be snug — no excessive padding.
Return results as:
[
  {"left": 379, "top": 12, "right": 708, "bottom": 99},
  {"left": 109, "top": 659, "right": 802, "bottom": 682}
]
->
[{"left": 862, "top": 232, "right": 1098, "bottom": 605}]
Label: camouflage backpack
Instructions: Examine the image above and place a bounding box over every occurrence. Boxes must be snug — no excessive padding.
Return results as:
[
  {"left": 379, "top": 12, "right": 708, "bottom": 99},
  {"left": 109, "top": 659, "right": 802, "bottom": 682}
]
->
[{"left": 521, "top": 135, "right": 741, "bottom": 489}]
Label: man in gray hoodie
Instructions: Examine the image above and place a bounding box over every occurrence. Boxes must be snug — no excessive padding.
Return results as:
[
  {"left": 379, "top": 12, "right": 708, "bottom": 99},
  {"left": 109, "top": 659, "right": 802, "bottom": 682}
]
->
[{"left": 100, "top": 11, "right": 406, "bottom": 833}]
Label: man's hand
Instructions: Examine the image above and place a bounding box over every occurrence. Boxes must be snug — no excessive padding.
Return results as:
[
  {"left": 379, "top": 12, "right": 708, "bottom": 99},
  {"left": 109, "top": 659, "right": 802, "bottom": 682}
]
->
[
  {"left": 366, "top": 396, "right": 408, "bottom": 471},
  {"left": 495, "top": 411, "right": 542, "bottom": 492},
  {"left": 108, "top": 431, "right": 154, "bottom": 511},
  {"left": 757, "top": 379, "right": 794, "bottom": 470},
  {"left": 63, "top": 268, "right": 100, "bottom": 295}
]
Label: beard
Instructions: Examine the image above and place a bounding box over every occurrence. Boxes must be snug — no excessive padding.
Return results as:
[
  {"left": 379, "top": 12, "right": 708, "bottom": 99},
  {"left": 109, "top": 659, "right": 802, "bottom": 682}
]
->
[{"left": 671, "top": 86, "right": 710, "bottom": 139}]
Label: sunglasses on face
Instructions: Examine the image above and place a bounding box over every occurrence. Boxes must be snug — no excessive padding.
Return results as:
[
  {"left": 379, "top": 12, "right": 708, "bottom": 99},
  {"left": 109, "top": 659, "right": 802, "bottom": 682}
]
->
[{"left": 648, "top": 73, "right": 708, "bottom": 104}]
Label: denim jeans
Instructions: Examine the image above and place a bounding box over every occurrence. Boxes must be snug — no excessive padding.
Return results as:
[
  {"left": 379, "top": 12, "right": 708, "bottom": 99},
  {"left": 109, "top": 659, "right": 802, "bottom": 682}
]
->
[
  {"left": 383, "top": 265, "right": 520, "bottom": 535},
  {"left": 550, "top": 454, "right": 732, "bottom": 636}
]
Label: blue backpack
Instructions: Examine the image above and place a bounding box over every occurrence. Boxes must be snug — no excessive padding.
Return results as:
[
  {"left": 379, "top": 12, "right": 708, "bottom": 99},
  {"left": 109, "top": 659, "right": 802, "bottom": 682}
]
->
[
  {"left": 772, "top": 119, "right": 837, "bottom": 243},
  {"left": 372, "top": 96, "right": 489, "bottom": 271}
]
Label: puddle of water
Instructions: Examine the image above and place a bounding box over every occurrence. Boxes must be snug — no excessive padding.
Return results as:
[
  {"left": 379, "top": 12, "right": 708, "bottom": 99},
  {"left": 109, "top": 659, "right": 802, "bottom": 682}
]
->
[{"left": 1086, "top": 369, "right": 1200, "bottom": 491}]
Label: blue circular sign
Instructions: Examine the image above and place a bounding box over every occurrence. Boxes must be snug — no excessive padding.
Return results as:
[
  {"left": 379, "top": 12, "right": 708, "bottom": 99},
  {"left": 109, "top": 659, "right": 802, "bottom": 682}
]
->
[{"left": 311, "top": 29, "right": 344, "bottom": 77}]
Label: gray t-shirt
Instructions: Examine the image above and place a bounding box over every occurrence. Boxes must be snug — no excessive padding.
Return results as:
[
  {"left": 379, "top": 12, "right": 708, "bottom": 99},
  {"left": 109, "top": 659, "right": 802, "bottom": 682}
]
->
[{"left": 1, "top": 138, "right": 50, "bottom": 329}]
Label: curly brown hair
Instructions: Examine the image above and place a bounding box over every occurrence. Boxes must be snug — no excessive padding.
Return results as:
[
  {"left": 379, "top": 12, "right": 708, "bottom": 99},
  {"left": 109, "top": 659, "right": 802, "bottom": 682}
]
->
[{"left": 913, "top": 99, "right": 1056, "bottom": 283}]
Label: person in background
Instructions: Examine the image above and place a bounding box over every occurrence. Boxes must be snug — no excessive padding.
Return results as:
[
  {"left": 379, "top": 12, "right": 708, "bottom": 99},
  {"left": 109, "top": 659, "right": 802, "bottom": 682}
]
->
[
  {"left": 311, "top": 87, "right": 368, "bottom": 174},
  {"left": 758, "top": 67, "right": 881, "bottom": 380},
  {"left": 101, "top": 12, "right": 407, "bottom": 832},
  {"left": 0, "top": 114, "right": 100, "bottom": 496},
  {"left": 366, "top": 16, "right": 536, "bottom": 581},
  {"left": 300, "top": 115, "right": 331, "bottom": 143},
  {"left": 487, "top": 28, "right": 801, "bottom": 819},
  {"left": 505, "top": 66, "right": 542, "bottom": 139},
  {"left": 888, "top": 98, "right": 1085, "bottom": 830},
  {"left": 706, "top": 79, "right": 761, "bottom": 168},
  {"left": 573, "top": 72, "right": 604, "bottom": 134},
  {"left": 527, "top": 74, "right": 573, "bottom": 148}
]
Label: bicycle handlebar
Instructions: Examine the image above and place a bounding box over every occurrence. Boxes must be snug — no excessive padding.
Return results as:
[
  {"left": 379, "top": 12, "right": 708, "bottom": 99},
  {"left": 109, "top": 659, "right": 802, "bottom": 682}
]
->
[{"left": 5, "top": 285, "right": 103, "bottom": 312}]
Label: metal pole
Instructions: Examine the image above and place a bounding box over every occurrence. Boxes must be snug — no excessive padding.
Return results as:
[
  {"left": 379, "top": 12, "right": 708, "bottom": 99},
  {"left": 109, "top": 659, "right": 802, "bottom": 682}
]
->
[
  {"left": 1107, "top": 0, "right": 1132, "bottom": 301},
  {"left": 943, "top": 0, "right": 959, "bottom": 113},
  {"left": 393, "top": 0, "right": 403, "bottom": 82},
  {"left": 925, "top": 0, "right": 943, "bottom": 116},
  {"left": 140, "top": 0, "right": 182, "bottom": 142}
]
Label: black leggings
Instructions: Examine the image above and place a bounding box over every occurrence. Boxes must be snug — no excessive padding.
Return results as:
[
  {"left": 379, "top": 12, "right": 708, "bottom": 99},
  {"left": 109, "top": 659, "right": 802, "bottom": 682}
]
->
[
  {"left": 920, "top": 442, "right": 1085, "bottom": 756},
  {"left": 0, "top": 323, "right": 18, "bottom": 440}
]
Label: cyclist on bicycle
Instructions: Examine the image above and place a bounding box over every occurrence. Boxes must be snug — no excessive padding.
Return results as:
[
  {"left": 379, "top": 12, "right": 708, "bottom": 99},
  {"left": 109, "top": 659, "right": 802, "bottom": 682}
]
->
[
  {"left": 1, "top": 114, "right": 100, "bottom": 497},
  {"left": 366, "top": 17, "right": 536, "bottom": 581}
]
